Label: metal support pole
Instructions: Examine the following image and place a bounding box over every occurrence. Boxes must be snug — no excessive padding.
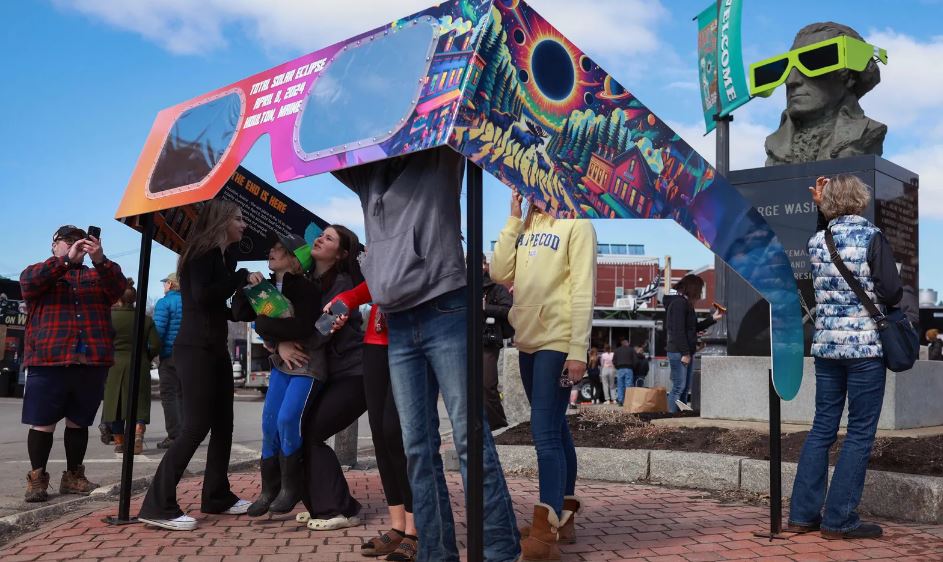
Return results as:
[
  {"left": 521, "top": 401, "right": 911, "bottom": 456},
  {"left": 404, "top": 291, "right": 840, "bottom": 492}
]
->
[
  {"left": 465, "top": 162, "right": 484, "bottom": 562},
  {"left": 713, "top": 112, "right": 733, "bottom": 339},
  {"left": 754, "top": 368, "right": 787, "bottom": 539},
  {"left": 106, "top": 212, "right": 154, "bottom": 525}
]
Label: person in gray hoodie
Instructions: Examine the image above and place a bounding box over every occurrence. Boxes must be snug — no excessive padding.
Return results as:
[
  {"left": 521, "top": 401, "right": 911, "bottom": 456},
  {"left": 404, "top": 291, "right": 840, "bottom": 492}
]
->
[{"left": 332, "top": 146, "right": 520, "bottom": 562}]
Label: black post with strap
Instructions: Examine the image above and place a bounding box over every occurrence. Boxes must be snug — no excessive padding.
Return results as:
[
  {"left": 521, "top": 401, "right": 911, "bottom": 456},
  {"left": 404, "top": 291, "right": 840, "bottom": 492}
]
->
[
  {"left": 465, "top": 161, "right": 484, "bottom": 562},
  {"left": 105, "top": 212, "right": 154, "bottom": 525}
]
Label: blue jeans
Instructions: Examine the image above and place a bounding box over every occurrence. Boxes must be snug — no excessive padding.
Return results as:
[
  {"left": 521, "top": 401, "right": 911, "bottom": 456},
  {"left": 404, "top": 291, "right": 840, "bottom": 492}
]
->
[
  {"left": 615, "top": 368, "right": 633, "bottom": 404},
  {"left": 261, "top": 368, "right": 317, "bottom": 458},
  {"left": 386, "top": 288, "right": 520, "bottom": 562},
  {"left": 518, "top": 350, "right": 577, "bottom": 516},
  {"left": 789, "top": 357, "right": 886, "bottom": 533},
  {"left": 667, "top": 352, "right": 694, "bottom": 413}
]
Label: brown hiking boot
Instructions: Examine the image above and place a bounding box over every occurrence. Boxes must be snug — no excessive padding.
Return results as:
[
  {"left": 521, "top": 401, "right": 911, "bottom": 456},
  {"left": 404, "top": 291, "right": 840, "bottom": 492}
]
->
[
  {"left": 59, "top": 465, "right": 99, "bottom": 495},
  {"left": 134, "top": 423, "right": 146, "bottom": 455},
  {"left": 520, "top": 503, "right": 565, "bottom": 562},
  {"left": 25, "top": 468, "right": 49, "bottom": 502},
  {"left": 520, "top": 495, "right": 580, "bottom": 544}
]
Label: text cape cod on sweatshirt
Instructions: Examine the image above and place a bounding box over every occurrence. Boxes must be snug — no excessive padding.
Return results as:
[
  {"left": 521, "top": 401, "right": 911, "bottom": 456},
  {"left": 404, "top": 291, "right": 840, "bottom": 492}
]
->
[{"left": 491, "top": 214, "right": 597, "bottom": 362}]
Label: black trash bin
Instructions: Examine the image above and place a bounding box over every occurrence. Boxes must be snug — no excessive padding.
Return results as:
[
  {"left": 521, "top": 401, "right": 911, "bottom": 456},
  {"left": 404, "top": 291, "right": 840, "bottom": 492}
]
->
[{"left": 0, "top": 367, "right": 14, "bottom": 397}]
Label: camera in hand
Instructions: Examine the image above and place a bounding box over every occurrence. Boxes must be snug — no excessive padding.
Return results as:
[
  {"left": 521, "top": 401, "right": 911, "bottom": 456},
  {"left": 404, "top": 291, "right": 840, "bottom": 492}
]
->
[
  {"left": 316, "top": 300, "right": 350, "bottom": 335},
  {"left": 483, "top": 316, "right": 502, "bottom": 346}
]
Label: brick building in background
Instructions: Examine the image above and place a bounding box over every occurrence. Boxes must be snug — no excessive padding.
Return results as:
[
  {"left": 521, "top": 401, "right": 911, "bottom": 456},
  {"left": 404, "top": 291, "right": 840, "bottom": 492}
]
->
[{"left": 488, "top": 241, "right": 717, "bottom": 355}]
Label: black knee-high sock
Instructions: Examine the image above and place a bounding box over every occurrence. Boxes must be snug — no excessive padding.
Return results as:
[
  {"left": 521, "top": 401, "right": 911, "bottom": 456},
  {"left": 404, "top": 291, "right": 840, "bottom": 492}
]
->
[
  {"left": 27, "top": 429, "right": 54, "bottom": 471},
  {"left": 64, "top": 427, "right": 89, "bottom": 472}
]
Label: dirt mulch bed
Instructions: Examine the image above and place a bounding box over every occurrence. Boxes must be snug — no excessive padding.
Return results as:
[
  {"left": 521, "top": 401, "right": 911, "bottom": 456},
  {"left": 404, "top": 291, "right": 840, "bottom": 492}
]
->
[{"left": 494, "top": 409, "right": 943, "bottom": 477}]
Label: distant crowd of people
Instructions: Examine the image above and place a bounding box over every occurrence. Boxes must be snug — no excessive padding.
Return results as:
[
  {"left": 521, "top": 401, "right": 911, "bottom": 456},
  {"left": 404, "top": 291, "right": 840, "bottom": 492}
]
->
[{"left": 16, "top": 165, "right": 917, "bottom": 560}]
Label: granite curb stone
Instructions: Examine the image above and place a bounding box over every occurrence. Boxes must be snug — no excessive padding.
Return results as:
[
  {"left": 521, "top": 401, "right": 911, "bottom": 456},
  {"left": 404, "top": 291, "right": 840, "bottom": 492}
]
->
[{"left": 475, "top": 445, "right": 943, "bottom": 523}]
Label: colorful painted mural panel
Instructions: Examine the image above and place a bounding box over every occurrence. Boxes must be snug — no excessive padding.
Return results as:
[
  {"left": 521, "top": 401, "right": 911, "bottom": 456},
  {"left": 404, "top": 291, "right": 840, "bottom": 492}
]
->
[
  {"left": 448, "top": 1, "right": 803, "bottom": 399},
  {"left": 115, "top": 0, "right": 803, "bottom": 399}
]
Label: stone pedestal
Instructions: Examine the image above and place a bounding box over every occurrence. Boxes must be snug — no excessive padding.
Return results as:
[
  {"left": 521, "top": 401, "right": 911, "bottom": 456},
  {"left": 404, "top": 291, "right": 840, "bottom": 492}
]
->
[
  {"left": 719, "top": 156, "right": 918, "bottom": 356},
  {"left": 701, "top": 356, "right": 943, "bottom": 430},
  {"left": 499, "top": 347, "right": 530, "bottom": 428}
]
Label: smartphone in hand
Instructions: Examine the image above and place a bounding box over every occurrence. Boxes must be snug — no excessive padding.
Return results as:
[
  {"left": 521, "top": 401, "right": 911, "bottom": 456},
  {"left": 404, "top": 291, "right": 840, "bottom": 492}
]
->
[
  {"left": 87, "top": 225, "right": 101, "bottom": 239},
  {"left": 315, "top": 300, "right": 350, "bottom": 335}
]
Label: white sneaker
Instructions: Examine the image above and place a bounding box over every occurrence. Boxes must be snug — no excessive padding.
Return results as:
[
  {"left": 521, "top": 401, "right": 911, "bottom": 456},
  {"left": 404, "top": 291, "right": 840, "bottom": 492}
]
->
[
  {"left": 675, "top": 399, "right": 693, "bottom": 412},
  {"left": 139, "top": 514, "right": 197, "bottom": 531},
  {"left": 223, "top": 499, "right": 251, "bottom": 515}
]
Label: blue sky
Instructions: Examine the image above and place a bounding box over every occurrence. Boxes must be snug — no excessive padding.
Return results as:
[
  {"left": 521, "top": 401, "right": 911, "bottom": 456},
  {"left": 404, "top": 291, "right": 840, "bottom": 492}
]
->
[{"left": 2, "top": 0, "right": 941, "bottom": 304}]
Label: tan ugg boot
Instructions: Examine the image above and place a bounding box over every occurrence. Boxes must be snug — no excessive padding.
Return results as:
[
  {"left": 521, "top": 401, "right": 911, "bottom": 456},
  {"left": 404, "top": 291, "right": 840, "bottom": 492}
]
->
[
  {"left": 520, "top": 495, "right": 581, "bottom": 544},
  {"left": 519, "top": 503, "right": 566, "bottom": 562},
  {"left": 558, "top": 495, "right": 580, "bottom": 544}
]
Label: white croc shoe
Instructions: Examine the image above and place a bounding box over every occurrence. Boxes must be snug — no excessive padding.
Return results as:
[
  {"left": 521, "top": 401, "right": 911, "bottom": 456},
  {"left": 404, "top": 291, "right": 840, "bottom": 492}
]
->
[
  {"left": 307, "top": 514, "right": 361, "bottom": 531},
  {"left": 223, "top": 499, "right": 252, "bottom": 515},
  {"left": 139, "top": 514, "right": 197, "bottom": 531}
]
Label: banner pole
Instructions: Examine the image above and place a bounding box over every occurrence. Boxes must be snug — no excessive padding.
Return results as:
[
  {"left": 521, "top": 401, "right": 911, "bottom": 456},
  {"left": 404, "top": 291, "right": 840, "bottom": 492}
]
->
[
  {"left": 465, "top": 162, "right": 485, "bottom": 562},
  {"left": 106, "top": 211, "right": 154, "bottom": 525}
]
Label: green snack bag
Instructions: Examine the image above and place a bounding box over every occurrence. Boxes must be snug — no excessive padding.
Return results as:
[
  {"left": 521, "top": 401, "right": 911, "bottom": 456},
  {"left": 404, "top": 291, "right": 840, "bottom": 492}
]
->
[{"left": 243, "top": 280, "right": 294, "bottom": 318}]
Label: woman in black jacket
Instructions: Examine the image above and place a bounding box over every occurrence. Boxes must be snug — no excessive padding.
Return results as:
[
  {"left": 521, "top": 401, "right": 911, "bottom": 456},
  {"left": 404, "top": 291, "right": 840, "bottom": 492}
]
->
[
  {"left": 665, "top": 275, "right": 723, "bottom": 413},
  {"left": 276, "top": 225, "right": 368, "bottom": 531},
  {"left": 138, "top": 200, "right": 262, "bottom": 531}
]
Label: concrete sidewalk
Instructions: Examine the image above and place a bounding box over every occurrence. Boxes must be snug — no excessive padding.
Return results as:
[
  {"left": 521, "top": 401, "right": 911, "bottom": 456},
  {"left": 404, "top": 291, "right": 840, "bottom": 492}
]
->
[{"left": 1, "top": 467, "right": 942, "bottom": 561}]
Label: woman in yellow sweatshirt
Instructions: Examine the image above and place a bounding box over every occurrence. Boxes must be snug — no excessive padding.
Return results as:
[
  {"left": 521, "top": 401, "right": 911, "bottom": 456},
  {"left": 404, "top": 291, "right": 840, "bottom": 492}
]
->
[{"left": 491, "top": 189, "right": 597, "bottom": 561}]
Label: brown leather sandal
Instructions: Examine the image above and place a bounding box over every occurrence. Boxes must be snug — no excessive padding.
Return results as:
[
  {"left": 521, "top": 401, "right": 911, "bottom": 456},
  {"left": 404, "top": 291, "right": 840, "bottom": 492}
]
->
[{"left": 360, "top": 529, "right": 404, "bottom": 557}]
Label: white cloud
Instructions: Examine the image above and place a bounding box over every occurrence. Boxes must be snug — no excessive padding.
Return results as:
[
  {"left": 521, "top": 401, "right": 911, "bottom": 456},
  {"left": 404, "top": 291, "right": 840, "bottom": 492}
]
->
[
  {"left": 527, "top": 0, "right": 667, "bottom": 59},
  {"left": 307, "top": 195, "right": 366, "bottom": 231},
  {"left": 55, "top": 0, "right": 439, "bottom": 55},
  {"left": 55, "top": 0, "right": 667, "bottom": 58},
  {"left": 860, "top": 30, "right": 943, "bottom": 130}
]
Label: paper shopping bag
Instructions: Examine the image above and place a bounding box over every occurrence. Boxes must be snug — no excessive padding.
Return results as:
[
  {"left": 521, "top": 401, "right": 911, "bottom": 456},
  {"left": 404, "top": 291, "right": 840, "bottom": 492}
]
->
[{"left": 623, "top": 386, "right": 668, "bottom": 413}]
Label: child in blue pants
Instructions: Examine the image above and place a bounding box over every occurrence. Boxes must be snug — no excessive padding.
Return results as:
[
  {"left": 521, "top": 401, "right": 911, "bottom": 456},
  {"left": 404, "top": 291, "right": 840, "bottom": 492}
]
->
[{"left": 232, "top": 233, "right": 328, "bottom": 516}]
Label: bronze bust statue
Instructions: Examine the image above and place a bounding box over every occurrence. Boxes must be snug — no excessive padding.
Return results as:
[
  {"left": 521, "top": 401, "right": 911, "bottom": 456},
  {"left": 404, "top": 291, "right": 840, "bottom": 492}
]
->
[{"left": 765, "top": 22, "right": 886, "bottom": 166}]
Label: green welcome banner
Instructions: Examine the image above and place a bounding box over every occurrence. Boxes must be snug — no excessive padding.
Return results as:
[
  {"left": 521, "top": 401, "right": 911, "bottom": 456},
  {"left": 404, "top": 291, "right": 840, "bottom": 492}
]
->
[
  {"left": 697, "top": 4, "right": 719, "bottom": 133},
  {"left": 697, "top": 0, "right": 751, "bottom": 132}
]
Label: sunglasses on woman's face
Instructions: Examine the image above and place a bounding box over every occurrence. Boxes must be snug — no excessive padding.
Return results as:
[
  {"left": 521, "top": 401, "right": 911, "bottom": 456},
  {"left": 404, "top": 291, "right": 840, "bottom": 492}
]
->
[{"left": 749, "top": 35, "right": 887, "bottom": 97}]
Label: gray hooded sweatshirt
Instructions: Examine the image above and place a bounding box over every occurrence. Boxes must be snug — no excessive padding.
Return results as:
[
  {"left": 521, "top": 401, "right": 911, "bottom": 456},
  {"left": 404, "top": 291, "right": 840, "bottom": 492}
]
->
[{"left": 332, "top": 146, "right": 467, "bottom": 313}]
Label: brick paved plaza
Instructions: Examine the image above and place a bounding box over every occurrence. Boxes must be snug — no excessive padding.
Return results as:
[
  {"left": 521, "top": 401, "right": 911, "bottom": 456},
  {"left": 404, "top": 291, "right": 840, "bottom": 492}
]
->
[{"left": 1, "top": 468, "right": 942, "bottom": 561}]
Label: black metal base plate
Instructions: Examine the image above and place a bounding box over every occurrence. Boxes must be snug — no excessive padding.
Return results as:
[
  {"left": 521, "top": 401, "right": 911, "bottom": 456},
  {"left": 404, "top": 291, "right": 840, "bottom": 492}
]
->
[{"left": 753, "top": 530, "right": 791, "bottom": 540}]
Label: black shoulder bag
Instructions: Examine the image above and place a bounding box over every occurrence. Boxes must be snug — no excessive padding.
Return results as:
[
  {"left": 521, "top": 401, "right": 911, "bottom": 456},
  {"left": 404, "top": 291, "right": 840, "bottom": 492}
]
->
[{"left": 824, "top": 229, "right": 919, "bottom": 372}]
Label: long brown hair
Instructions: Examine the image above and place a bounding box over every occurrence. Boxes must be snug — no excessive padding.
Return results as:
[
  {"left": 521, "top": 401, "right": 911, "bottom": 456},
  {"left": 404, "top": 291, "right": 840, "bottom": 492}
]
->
[
  {"left": 178, "top": 199, "right": 240, "bottom": 280},
  {"left": 311, "top": 224, "right": 363, "bottom": 290},
  {"left": 523, "top": 200, "right": 551, "bottom": 231}
]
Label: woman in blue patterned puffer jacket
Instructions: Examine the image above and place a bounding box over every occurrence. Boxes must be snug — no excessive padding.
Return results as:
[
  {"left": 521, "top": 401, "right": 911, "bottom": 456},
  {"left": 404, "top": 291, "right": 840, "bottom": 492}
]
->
[{"left": 788, "top": 174, "right": 903, "bottom": 541}]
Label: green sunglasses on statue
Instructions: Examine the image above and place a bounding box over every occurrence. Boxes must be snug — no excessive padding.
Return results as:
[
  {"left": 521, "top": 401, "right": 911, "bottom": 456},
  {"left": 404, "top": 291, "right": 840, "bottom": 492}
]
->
[{"left": 749, "top": 35, "right": 887, "bottom": 97}]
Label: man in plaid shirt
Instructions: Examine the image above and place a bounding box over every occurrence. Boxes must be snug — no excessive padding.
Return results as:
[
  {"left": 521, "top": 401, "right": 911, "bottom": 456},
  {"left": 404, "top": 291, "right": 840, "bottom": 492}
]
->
[{"left": 20, "top": 225, "right": 126, "bottom": 502}]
